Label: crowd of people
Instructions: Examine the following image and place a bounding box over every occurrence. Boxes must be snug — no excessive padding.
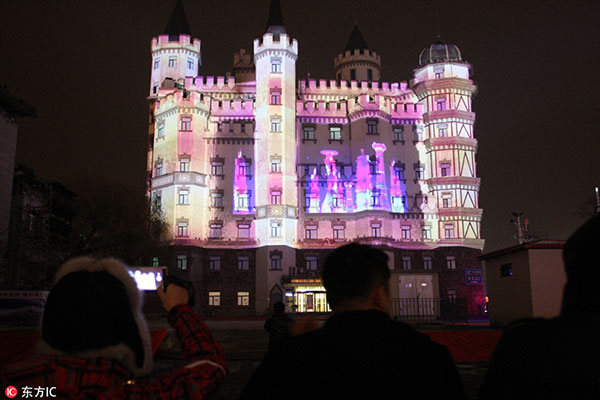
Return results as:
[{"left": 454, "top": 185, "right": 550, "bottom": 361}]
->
[{"left": 1, "top": 215, "right": 599, "bottom": 399}]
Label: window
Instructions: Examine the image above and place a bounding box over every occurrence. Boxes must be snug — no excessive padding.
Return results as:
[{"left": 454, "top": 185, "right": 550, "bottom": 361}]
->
[
  {"left": 168, "top": 57, "right": 176, "bottom": 67},
  {"left": 211, "top": 161, "right": 224, "bottom": 176},
  {"left": 370, "top": 158, "right": 377, "bottom": 175},
  {"left": 441, "top": 163, "right": 451, "bottom": 177},
  {"left": 152, "top": 190, "right": 162, "bottom": 210},
  {"left": 237, "top": 291, "right": 250, "bottom": 306},
  {"left": 447, "top": 290, "right": 457, "bottom": 302},
  {"left": 423, "top": 256, "right": 433, "bottom": 270},
  {"left": 367, "top": 119, "right": 378, "bottom": 134},
  {"left": 210, "top": 192, "right": 223, "bottom": 207},
  {"left": 329, "top": 126, "right": 342, "bottom": 141},
  {"left": 155, "top": 162, "right": 163, "bottom": 176},
  {"left": 442, "top": 194, "right": 452, "bottom": 208},
  {"left": 402, "top": 256, "right": 412, "bottom": 270},
  {"left": 240, "top": 123, "right": 246, "bottom": 133},
  {"left": 367, "top": 69, "right": 373, "bottom": 81},
  {"left": 157, "top": 124, "right": 165, "bottom": 139},
  {"left": 332, "top": 194, "right": 343, "bottom": 209},
  {"left": 436, "top": 98, "right": 446, "bottom": 111},
  {"left": 237, "top": 193, "right": 249, "bottom": 209},
  {"left": 270, "top": 253, "right": 282, "bottom": 270},
  {"left": 414, "top": 129, "right": 423, "bottom": 142},
  {"left": 178, "top": 189, "right": 189, "bottom": 205},
  {"left": 350, "top": 69, "right": 356, "bottom": 80},
  {"left": 210, "top": 223, "right": 222, "bottom": 238},
  {"left": 439, "top": 127, "right": 448, "bottom": 137},
  {"left": 444, "top": 224, "right": 455, "bottom": 239},
  {"left": 271, "top": 190, "right": 281, "bottom": 205},
  {"left": 270, "top": 158, "right": 281, "bottom": 173},
  {"left": 305, "top": 225, "right": 317, "bottom": 239},
  {"left": 446, "top": 256, "right": 457, "bottom": 270},
  {"left": 153, "top": 58, "right": 160, "bottom": 69},
  {"left": 333, "top": 225, "right": 345, "bottom": 239},
  {"left": 208, "top": 291, "right": 221, "bottom": 306},
  {"left": 229, "top": 122, "right": 234, "bottom": 133},
  {"left": 237, "top": 256, "right": 250, "bottom": 271},
  {"left": 371, "top": 190, "right": 381, "bottom": 207},
  {"left": 270, "top": 220, "right": 282, "bottom": 237},
  {"left": 179, "top": 158, "right": 190, "bottom": 171},
  {"left": 306, "top": 256, "right": 318, "bottom": 271},
  {"left": 209, "top": 256, "right": 221, "bottom": 270},
  {"left": 238, "top": 224, "right": 250, "bottom": 238},
  {"left": 217, "top": 122, "right": 222, "bottom": 132},
  {"left": 501, "top": 263, "right": 513, "bottom": 277},
  {"left": 415, "top": 166, "right": 424, "bottom": 180},
  {"left": 187, "top": 58, "right": 194, "bottom": 70},
  {"left": 303, "top": 126, "right": 315, "bottom": 140},
  {"left": 177, "top": 221, "right": 188, "bottom": 237},
  {"left": 401, "top": 225, "right": 411, "bottom": 239},
  {"left": 422, "top": 225, "right": 431, "bottom": 239},
  {"left": 271, "top": 58, "right": 281, "bottom": 73},
  {"left": 152, "top": 256, "right": 159, "bottom": 267},
  {"left": 177, "top": 255, "right": 188, "bottom": 270},
  {"left": 237, "top": 160, "right": 249, "bottom": 176},
  {"left": 371, "top": 222, "right": 381, "bottom": 237},
  {"left": 271, "top": 91, "right": 281, "bottom": 105},
  {"left": 180, "top": 117, "right": 192, "bottom": 131},
  {"left": 271, "top": 117, "right": 281, "bottom": 132},
  {"left": 393, "top": 127, "right": 404, "bottom": 141},
  {"left": 435, "top": 71, "right": 444, "bottom": 79},
  {"left": 394, "top": 165, "right": 405, "bottom": 181}
]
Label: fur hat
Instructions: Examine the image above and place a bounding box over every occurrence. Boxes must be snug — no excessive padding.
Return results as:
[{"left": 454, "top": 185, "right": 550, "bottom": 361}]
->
[{"left": 37, "top": 257, "right": 153, "bottom": 375}]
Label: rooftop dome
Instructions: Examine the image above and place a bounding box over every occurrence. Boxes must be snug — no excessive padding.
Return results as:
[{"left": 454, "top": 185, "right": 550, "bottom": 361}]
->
[{"left": 419, "top": 41, "right": 462, "bottom": 66}]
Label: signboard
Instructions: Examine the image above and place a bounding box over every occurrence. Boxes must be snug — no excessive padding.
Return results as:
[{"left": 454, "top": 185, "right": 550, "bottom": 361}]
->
[{"left": 465, "top": 268, "right": 483, "bottom": 285}]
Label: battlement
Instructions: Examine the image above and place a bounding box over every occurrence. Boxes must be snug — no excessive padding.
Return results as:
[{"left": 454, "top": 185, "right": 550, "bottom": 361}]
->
[
  {"left": 253, "top": 33, "right": 298, "bottom": 56},
  {"left": 299, "top": 79, "right": 408, "bottom": 95},
  {"left": 155, "top": 89, "right": 207, "bottom": 111},
  {"left": 211, "top": 98, "right": 255, "bottom": 117},
  {"left": 296, "top": 100, "right": 348, "bottom": 117},
  {"left": 334, "top": 49, "right": 381, "bottom": 67},
  {"left": 184, "top": 76, "right": 238, "bottom": 91},
  {"left": 151, "top": 34, "right": 201, "bottom": 53},
  {"left": 296, "top": 95, "right": 423, "bottom": 120}
]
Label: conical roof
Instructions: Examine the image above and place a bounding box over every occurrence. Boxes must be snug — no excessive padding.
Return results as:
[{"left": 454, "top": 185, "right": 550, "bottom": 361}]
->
[
  {"left": 265, "top": 0, "right": 286, "bottom": 34},
  {"left": 344, "top": 25, "right": 369, "bottom": 51},
  {"left": 163, "top": 0, "right": 191, "bottom": 36}
]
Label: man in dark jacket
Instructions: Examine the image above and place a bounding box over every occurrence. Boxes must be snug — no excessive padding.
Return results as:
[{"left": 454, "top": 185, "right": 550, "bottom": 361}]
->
[
  {"left": 241, "top": 243, "right": 467, "bottom": 400},
  {"left": 478, "top": 215, "right": 600, "bottom": 399},
  {"left": 264, "top": 301, "right": 295, "bottom": 353},
  {"left": 1, "top": 257, "right": 227, "bottom": 399}
]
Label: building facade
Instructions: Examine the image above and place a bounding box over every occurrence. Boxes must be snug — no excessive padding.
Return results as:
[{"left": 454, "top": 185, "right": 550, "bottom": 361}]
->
[{"left": 148, "top": 0, "right": 485, "bottom": 317}]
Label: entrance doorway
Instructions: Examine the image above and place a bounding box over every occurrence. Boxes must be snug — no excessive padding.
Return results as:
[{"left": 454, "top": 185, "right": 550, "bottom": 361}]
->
[{"left": 397, "top": 274, "right": 436, "bottom": 317}]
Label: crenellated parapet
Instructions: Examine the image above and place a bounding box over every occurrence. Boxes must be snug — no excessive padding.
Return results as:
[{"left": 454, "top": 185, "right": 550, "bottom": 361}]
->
[
  {"left": 253, "top": 33, "right": 298, "bottom": 60},
  {"left": 299, "top": 79, "right": 409, "bottom": 96},
  {"left": 210, "top": 98, "right": 255, "bottom": 119},
  {"left": 151, "top": 34, "right": 201, "bottom": 54},
  {"left": 334, "top": 48, "right": 381, "bottom": 69},
  {"left": 185, "top": 76, "right": 238, "bottom": 91},
  {"left": 154, "top": 89, "right": 209, "bottom": 117}
]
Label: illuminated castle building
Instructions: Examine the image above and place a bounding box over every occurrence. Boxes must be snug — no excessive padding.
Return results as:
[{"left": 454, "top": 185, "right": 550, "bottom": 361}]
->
[{"left": 147, "top": 0, "right": 485, "bottom": 317}]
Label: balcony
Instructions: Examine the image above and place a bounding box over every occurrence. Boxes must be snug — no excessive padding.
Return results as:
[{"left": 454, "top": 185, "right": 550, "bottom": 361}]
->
[
  {"left": 295, "top": 238, "right": 350, "bottom": 249},
  {"left": 173, "top": 237, "right": 258, "bottom": 248},
  {"left": 151, "top": 171, "right": 207, "bottom": 190}
]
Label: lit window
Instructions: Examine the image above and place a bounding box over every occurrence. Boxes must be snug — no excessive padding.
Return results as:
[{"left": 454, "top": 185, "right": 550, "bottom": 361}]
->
[
  {"left": 178, "top": 189, "right": 189, "bottom": 205},
  {"left": 180, "top": 117, "right": 192, "bottom": 131},
  {"left": 155, "top": 162, "right": 163, "bottom": 177},
  {"left": 401, "top": 225, "right": 411, "bottom": 239},
  {"left": 237, "top": 256, "right": 250, "bottom": 271},
  {"left": 305, "top": 225, "right": 317, "bottom": 239},
  {"left": 303, "top": 126, "right": 315, "bottom": 140},
  {"left": 237, "top": 291, "right": 250, "bottom": 306},
  {"left": 209, "top": 291, "right": 221, "bottom": 306},
  {"left": 176, "top": 158, "right": 189, "bottom": 172},
  {"left": 444, "top": 224, "right": 455, "bottom": 239},
  {"left": 423, "top": 256, "right": 433, "bottom": 270},
  {"left": 152, "top": 256, "right": 159, "bottom": 267},
  {"left": 209, "top": 223, "right": 222, "bottom": 238},
  {"left": 153, "top": 58, "right": 160, "bottom": 69},
  {"left": 270, "top": 220, "right": 282, "bottom": 237},
  {"left": 329, "top": 126, "right": 342, "bottom": 141},
  {"left": 177, "top": 221, "right": 188, "bottom": 237},
  {"left": 238, "top": 224, "right": 250, "bottom": 238},
  {"left": 238, "top": 160, "right": 249, "bottom": 176},
  {"left": 447, "top": 256, "right": 456, "bottom": 270},
  {"left": 371, "top": 222, "right": 381, "bottom": 237},
  {"left": 209, "top": 256, "right": 221, "bottom": 270},
  {"left": 415, "top": 166, "right": 424, "bottom": 180},
  {"left": 422, "top": 225, "right": 431, "bottom": 239},
  {"left": 333, "top": 225, "right": 345, "bottom": 239},
  {"left": 168, "top": 57, "right": 176, "bottom": 68},
  {"left": 501, "top": 263, "right": 513, "bottom": 277},
  {"left": 394, "top": 165, "right": 405, "bottom": 181},
  {"left": 402, "top": 256, "right": 412, "bottom": 270},
  {"left": 271, "top": 117, "right": 281, "bottom": 132},
  {"left": 237, "top": 193, "right": 249, "bottom": 209},
  {"left": 177, "top": 255, "right": 188, "bottom": 270},
  {"left": 436, "top": 98, "right": 446, "bottom": 111},
  {"left": 211, "top": 161, "right": 224, "bottom": 176},
  {"left": 448, "top": 290, "right": 457, "bottom": 302},
  {"left": 270, "top": 158, "right": 281, "bottom": 173},
  {"left": 271, "top": 58, "right": 281, "bottom": 73},
  {"left": 367, "top": 119, "right": 378, "bottom": 134},
  {"left": 210, "top": 192, "right": 223, "bottom": 207},
  {"left": 306, "top": 256, "right": 318, "bottom": 271},
  {"left": 371, "top": 190, "right": 381, "bottom": 207},
  {"left": 440, "top": 163, "right": 451, "bottom": 177},
  {"left": 270, "top": 253, "right": 282, "bottom": 270},
  {"left": 271, "top": 190, "right": 281, "bottom": 205},
  {"left": 393, "top": 127, "right": 404, "bottom": 141},
  {"left": 157, "top": 124, "right": 165, "bottom": 138},
  {"left": 271, "top": 91, "right": 281, "bottom": 105},
  {"left": 187, "top": 58, "right": 194, "bottom": 70}
]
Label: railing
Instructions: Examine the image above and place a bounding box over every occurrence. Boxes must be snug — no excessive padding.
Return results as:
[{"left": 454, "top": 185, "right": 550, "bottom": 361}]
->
[{"left": 390, "top": 298, "right": 468, "bottom": 324}]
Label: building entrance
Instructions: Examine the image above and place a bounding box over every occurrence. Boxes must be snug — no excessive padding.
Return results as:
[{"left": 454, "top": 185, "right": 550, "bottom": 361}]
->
[{"left": 283, "top": 279, "right": 331, "bottom": 313}]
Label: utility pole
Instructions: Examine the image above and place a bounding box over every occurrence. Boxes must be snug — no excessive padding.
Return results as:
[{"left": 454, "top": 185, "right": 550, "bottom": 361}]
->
[{"left": 510, "top": 212, "right": 524, "bottom": 244}]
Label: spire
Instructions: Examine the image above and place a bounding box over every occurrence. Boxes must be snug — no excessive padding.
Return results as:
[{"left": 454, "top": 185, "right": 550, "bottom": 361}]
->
[
  {"left": 163, "top": 0, "right": 191, "bottom": 36},
  {"left": 265, "top": 0, "right": 286, "bottom": 34},
  {"left": 344, "top": 25, "right": 369, "bottom": 51}
]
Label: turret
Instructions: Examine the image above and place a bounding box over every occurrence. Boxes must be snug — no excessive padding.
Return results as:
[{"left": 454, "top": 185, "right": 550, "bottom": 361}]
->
[{"left": 334, "top": 25, "right": 381, "bottom": 82}]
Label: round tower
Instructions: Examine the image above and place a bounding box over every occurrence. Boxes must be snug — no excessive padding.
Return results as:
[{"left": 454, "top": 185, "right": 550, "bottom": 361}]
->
[
  {"left": 334, "top": 25, "right": 381, "bottom": 82},
  {"left": 412, "top": 41, "right": 483, "bottom": 249}
]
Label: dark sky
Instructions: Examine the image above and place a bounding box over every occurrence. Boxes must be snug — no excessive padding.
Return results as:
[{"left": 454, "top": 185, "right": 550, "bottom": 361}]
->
[{"left": 1, "top": 0, "right": 599, "bottom": 252}]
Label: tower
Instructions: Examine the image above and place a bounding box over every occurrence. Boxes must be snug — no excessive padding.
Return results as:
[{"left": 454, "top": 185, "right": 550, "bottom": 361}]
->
[
  {"left": 412, "top": 41, "right": 484, "bottom": 249},
  {"left": 334, "top": 25, "right": 381, "bottom": 82}
]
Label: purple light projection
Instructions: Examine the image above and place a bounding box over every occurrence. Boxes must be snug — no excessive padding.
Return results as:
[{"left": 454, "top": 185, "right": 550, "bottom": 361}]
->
[
  {"left": 390, "top": 160, "right": 406, "bottom": 213},
  {"left": 320, "top": 150, "right": 341, "bottom": 213},
  {"left": 355, "top": 148, "right": 373, "bottom": 212},
  {"left": 233, "top": 149, "right": 252, "bottom": 214},
  {"left": 371, "top": 142, "right": 389, "bottom": 210}
]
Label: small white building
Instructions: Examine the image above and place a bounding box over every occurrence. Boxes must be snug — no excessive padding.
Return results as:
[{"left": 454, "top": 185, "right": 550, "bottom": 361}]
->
[{"left": 481, "top": 240, "right": 566, "bottom": 327}]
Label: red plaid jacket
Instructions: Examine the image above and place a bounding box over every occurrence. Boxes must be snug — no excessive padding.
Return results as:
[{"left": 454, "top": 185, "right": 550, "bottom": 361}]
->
[{"left": 1, "top": 305, "right": 227, "bottom": 399}]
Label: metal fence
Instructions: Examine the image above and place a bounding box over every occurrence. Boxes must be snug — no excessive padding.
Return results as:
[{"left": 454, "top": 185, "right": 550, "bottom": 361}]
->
[{"left": 390, "top": 298, "right": 468, "bottom": 324}]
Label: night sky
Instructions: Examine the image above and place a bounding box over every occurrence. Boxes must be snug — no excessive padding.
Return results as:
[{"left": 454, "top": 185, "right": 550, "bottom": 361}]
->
[{"left": 1, "top": 0, "right": 598, "bottom": 252}]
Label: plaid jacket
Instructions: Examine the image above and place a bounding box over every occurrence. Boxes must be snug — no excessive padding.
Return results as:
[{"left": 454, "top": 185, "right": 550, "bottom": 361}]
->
[{"left": 1, "top": 305, "right": 227, "bottom": 399}]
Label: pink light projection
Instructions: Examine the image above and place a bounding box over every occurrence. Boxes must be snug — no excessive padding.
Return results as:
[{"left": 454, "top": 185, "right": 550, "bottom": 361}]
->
[
  {"left": 233, "top": 149, "right": 251, "bottom": 214},
  {"left": 355, "top": 148, "right": 373, "bottom": 212},
  {"left": 390, "top": 160, "right": 405, "bottom": 213},
  {"left": 371, "top": 142, "right": 390, "bottom": 209},
  {"left": 320, "top": 150, "right": 342, "bottom": 213},
  {"left": 308, "top": 168, "right": 320, "bottom": 213}
]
